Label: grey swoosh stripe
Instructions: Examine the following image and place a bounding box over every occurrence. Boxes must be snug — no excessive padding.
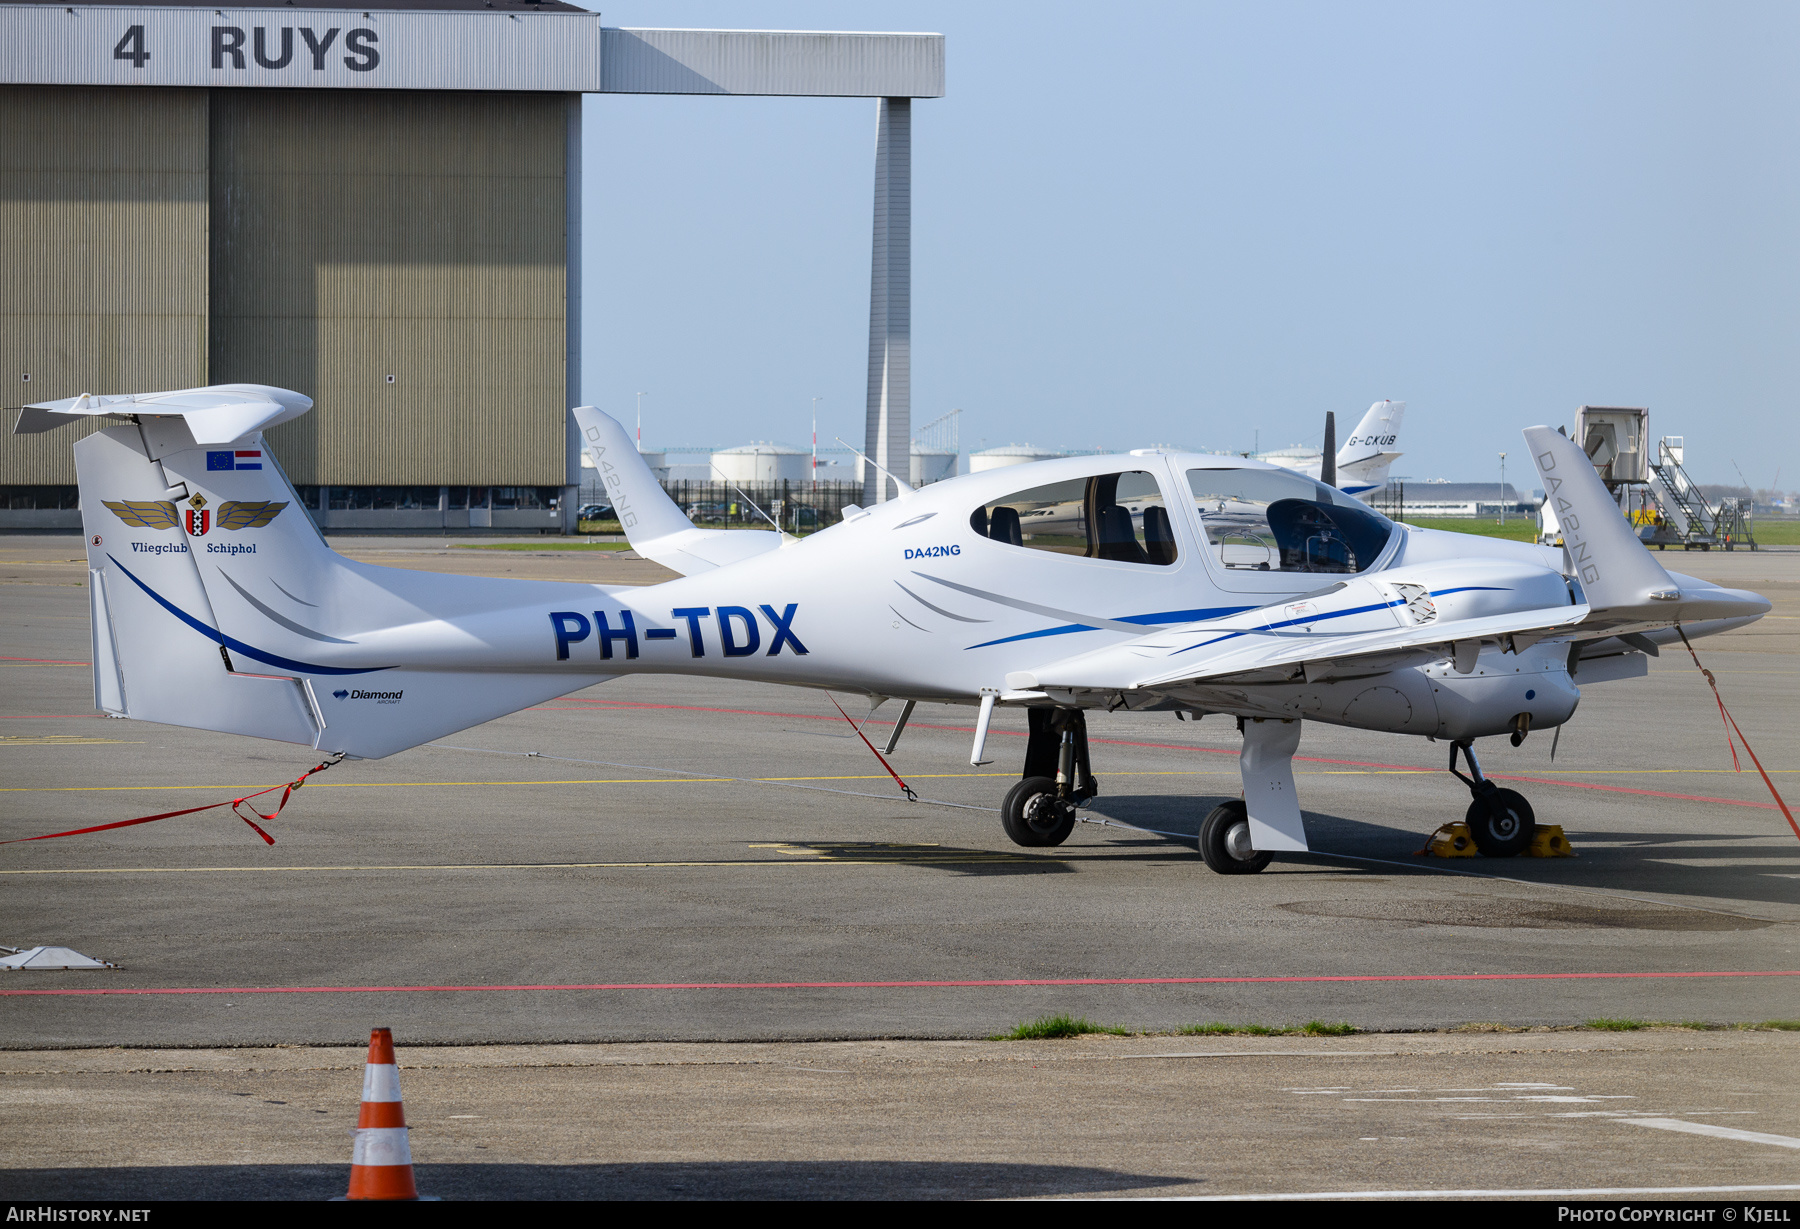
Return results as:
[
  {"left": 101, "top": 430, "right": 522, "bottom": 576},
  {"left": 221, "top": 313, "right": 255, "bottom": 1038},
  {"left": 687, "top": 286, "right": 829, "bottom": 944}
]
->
[
  {"left": 895, "top": 581, "right": 989, "bottom": 623},
  {"left": 913, "top": 572, "right": 1169, "bottom": 633},
  {"left": 270, "top": 577, "right": 318, "bottom": 607},
  {"left": 888, "top": 605, "right": 931, "bottom": 632},
  {"left": 218, "top": 571, "right": 358, "bottom": 644}
]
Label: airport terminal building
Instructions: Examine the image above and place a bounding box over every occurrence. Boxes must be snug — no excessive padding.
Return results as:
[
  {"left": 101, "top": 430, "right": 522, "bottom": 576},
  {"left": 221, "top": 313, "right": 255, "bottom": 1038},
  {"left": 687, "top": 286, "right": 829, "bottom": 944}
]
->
[{"left": 0, "top": 2, "right": 942, "bottom": 529}]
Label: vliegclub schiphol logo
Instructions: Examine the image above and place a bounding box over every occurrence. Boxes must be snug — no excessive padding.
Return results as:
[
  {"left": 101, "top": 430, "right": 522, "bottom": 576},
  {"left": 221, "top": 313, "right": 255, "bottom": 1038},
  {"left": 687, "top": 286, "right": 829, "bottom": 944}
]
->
[{"left": 104, "top": 495, "right": 288, "bottom": 541}]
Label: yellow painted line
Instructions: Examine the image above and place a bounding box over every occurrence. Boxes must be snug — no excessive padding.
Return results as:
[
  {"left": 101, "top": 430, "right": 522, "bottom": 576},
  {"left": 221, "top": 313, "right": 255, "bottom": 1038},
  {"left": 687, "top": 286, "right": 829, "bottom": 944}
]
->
[
  {"left": 0, "top": 770, "right": 1217, "bottom": 794},
  {"left": 0, "top": 765, "right": 1788, "bottom": 796},
  {"left": 0, "top": 738, "right": 141, "bottom": 746}
]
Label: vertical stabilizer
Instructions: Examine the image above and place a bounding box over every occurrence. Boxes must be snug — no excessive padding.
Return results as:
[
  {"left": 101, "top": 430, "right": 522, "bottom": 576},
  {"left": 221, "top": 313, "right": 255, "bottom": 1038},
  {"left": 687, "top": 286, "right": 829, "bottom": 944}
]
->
[
  {"left": 1336, "top": 400, "right": 1405, "bottom": 491},
  {"left": 1524, "top": 425, "right": 1677, "bottom": 611},
  {"left": 570, "top": 406, "right": 783, "bottom": 575}
]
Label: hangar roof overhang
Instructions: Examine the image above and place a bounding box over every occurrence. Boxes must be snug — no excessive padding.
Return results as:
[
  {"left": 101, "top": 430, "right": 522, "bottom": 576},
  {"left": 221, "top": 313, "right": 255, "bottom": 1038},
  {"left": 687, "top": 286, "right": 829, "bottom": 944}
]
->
[{"left": 0, "top": 3, "right": 945, "bottom": 96}]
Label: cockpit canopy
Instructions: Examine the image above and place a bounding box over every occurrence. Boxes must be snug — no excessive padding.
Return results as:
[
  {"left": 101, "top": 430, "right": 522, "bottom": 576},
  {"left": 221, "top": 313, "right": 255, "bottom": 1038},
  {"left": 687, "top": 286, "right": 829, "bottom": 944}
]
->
[
  {"left": 968, "top": 462, "right": 1396, "bottom": 575},
  {"left": 1187, "top": 467, "right": 1395, "bottom": 574}
]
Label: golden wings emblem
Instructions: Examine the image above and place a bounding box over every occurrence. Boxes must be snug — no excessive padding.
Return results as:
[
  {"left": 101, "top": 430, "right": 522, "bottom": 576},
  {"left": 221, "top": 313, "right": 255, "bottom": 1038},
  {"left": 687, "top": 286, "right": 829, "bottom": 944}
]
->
[
  {"left": 216, "top": 501, "right": 288, "bottom": 530},
  {"left": 101, "top": 500, "right": 179, "bottom": 530}
]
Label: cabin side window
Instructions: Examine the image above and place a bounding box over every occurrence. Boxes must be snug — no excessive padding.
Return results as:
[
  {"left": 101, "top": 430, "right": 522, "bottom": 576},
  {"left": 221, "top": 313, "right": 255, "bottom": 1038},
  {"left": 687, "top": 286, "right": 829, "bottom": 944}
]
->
[
  {"left": 1187, "top": 468, "right": 1394, "bottom": 574},
  {"left": 969, "top": 470, "right": 1177, "bottom": 566}
]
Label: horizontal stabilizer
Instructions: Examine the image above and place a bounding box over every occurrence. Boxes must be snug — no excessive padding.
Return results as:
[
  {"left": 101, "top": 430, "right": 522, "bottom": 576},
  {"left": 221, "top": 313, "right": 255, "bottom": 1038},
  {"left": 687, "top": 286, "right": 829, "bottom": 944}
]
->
[{"left": 17, "top": 384, "right": 311, "bottom": 444}]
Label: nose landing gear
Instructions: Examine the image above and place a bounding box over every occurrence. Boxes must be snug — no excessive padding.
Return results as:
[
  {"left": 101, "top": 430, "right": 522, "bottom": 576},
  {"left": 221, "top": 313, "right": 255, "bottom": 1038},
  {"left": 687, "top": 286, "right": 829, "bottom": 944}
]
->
[
  {"left": 1000, "top": 708, "right": 1096, "bottom": 848},
  {"left": 1449, "top": 739, "right": 1535, "bottom": 857}
]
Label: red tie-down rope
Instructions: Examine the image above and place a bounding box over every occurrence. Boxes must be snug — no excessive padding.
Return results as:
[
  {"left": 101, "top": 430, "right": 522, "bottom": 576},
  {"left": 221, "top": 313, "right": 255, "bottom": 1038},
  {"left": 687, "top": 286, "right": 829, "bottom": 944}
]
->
[
  {"left": 825, "top": 693, "right": 917, "bottom": 802},
  {"left": 1677, "top": 627, "right": 1798, "bottom": 844},
  {"left": 0, "top": 754, "right": 344, "bottom": 847}
]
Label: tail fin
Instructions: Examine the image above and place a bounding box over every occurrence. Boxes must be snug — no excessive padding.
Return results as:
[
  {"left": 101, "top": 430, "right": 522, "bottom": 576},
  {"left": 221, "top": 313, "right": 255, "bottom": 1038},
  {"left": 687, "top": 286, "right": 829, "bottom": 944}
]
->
[
  {"left": 571, "top": 406, "right": 783, "bottom": 575},
  {"left": 73, "top": 396, "right": 622, "bottom": 758},
  {"left": 1336, "top": 400, "right": 1405, "bottom": 492},
  {"left": 1524, "top": 425, "right": 1768, "bottom": 627}
]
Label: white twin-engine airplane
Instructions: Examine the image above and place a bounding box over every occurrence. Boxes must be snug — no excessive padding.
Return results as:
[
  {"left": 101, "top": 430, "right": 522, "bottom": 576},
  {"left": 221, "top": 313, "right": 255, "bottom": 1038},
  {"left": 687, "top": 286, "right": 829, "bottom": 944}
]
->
[
  {"left": 29, "top": 384, "right": 1769, "bottom": 872},
  {"left": 1259, "top": 399, "right": 1406, "bottom": 496}
]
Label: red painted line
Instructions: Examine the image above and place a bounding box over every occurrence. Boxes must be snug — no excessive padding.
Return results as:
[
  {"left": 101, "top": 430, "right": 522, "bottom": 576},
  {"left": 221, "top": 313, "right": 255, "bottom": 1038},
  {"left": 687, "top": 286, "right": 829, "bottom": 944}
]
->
[
  {"left": 0, "top": 657, "right": 88, "bottom": 665},
  {"left": 532, "top": 700, "right": 1782, "bottom": 810},
  {"left": 6, "top": 970, "right": 1797, "bottom": 998},
  {"left": 0, "top": 715, "right": 97, "bottom": 719}
]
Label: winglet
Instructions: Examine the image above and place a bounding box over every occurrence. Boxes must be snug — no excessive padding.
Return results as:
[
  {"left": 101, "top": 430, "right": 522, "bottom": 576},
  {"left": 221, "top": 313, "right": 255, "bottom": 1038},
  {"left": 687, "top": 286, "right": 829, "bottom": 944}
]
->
[
  {"left": 1523, "top": 425, "right": 1677, "bottom": 611},
  {"left": 571, "top": 406, "right": 694, "bottom": 542}
]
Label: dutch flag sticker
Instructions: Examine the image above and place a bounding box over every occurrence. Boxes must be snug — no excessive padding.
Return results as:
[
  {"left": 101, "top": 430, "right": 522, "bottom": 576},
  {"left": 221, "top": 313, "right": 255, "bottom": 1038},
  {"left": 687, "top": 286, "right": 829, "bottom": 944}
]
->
[{"left": 206, "top": 450, "right": 264, "bottom": 471}]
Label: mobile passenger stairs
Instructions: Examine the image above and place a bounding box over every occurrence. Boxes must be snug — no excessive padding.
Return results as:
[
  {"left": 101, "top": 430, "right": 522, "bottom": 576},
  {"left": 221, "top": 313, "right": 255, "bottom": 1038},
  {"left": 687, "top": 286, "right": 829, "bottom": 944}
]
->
[
  {"left": 1538, "top": 408, "right": 1757, "bottom": 552},
  {"left": 1641, "top": 436, "right": 1758, "bottom": 552}
]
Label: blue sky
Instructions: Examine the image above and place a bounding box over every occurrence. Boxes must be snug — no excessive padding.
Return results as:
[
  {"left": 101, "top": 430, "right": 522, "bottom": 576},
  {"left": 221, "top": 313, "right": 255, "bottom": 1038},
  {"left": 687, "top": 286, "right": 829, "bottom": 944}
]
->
[{"left": 581, "top": 2, "right": 1800, "bottom": 487}]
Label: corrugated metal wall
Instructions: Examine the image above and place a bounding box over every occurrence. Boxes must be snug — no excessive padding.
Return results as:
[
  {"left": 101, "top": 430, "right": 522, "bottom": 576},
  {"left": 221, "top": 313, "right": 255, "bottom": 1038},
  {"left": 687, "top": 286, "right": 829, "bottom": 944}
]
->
[
  {"left": 210, "top": 89, "right": 567, "bottom": 485},
  {"left": 0, "top": 85, "right": 209, "bottom": 485}
]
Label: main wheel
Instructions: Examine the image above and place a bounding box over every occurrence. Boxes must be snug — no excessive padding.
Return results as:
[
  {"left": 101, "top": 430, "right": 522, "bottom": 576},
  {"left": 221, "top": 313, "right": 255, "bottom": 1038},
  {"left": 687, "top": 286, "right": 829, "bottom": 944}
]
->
[
  {"left": 1466, "top": 788, "right": 1535, "bottom": 857},
  {"left": 1001, "top": 776, "right": 1076, "bottom": 847},
  {"left": 1198, "top": 800, "right": 1273, "bottom": 874}
]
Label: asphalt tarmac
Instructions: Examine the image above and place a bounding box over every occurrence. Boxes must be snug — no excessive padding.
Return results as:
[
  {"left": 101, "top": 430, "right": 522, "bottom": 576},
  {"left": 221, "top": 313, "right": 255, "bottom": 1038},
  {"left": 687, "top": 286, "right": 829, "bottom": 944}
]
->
[
  {"left": 4, "top": 1032, "right": 1799, "bottom": 1201},
  {"left": 3, "top": 536, "right": 1798, "bottom": 1043},
  {"left": 1, "top": 534, "right": 1797, "bottom": 1199}
]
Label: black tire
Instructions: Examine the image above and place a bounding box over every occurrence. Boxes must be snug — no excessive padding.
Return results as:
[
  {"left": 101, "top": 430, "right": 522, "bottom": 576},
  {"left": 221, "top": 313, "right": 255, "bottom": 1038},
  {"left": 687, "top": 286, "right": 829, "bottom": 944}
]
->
[
  {"left": 1466, "top": 788, "right": 1535, "bottom": 857},
  {"left": 1001, "top": 776, "right": 1076, "bottom": 847},
  {"left": 1198, "top": 799, "right": 1273, "bottom": 875}
]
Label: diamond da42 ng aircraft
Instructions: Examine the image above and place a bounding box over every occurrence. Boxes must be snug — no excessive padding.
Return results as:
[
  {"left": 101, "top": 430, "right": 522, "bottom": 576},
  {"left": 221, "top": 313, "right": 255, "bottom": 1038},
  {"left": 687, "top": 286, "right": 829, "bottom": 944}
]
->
[{"left": 28, "top": 385, "right": 1770, "bottom": 870}]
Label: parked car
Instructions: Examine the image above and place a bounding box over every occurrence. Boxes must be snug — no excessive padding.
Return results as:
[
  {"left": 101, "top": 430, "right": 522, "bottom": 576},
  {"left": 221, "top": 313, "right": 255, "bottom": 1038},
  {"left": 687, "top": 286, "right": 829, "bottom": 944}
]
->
[
  {"left": 686, "top": 501, "right": 731, "bottom": 524},
  {"left": 575, "top": 503, "right": 613, "bottom": 521}
]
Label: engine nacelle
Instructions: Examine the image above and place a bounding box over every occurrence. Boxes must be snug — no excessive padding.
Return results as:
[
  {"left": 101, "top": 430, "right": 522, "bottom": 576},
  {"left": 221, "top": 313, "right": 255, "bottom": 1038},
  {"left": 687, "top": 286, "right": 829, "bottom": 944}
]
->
[{"left": 1424, "top": 641, "right": 1579, "bottom": 741}]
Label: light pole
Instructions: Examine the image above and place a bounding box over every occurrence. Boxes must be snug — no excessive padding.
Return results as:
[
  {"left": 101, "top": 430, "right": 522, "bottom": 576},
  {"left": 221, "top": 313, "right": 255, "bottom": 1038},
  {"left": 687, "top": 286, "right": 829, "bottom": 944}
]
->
[
  {"left": 811, "top": 396, "right": 822, "bottom": 491},
  {"left": 635, "top": 392, "right": 647, "bottom": 452},
  {"left": 1499, "top": 452, "right": 1508, "bottom": 526}
]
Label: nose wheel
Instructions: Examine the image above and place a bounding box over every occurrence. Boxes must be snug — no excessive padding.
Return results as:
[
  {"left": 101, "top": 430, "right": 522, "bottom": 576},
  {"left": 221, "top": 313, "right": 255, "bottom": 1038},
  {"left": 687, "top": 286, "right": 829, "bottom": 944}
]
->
[
  {"left": 1450, "top": 740, "right": 1536, "bottom": 857},
  {"left": 1001, "top": 776, "right": 1076, "bottom": 846},
  {"left": 1000, "top": 709, "right": 1096, "bottom": 848}
]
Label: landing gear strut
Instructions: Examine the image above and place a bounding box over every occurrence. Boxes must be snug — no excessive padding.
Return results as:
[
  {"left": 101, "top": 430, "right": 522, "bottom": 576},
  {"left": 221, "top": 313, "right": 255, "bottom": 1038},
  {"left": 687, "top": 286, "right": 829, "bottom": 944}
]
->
[
  {"left": 1449, "top": 739, "right": 1535, "bottom": 857},
  {"left": 1001, "top": 708, "right": 1097, "bottom": 847}
]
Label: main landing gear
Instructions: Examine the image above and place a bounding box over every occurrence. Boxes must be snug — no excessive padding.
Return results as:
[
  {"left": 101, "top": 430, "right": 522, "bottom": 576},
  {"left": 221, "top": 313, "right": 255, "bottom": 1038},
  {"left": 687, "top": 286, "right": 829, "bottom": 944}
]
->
[
  {"left": 1001, "top": 708, "right": 1097, "bottom": 847},
  {"left": 1448, "top": 739, "right": 1536, "bottom": 858}
]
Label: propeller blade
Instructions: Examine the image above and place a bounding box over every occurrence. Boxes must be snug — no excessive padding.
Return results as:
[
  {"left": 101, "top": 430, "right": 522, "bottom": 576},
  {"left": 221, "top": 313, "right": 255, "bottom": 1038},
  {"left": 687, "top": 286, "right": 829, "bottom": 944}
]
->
[{"left": 1320, "top": 411, "right": 1337, "bottom": 486}]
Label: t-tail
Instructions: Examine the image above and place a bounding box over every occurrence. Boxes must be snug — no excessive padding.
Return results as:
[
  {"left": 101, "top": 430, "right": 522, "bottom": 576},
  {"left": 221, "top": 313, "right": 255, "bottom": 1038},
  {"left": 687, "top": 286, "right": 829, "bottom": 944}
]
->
[
  {"left": 1334, "top": 400, "right": 1404, "bottom": 494},
  {"left": 51, "top": 385, "right": 655, "bottom": 758}
]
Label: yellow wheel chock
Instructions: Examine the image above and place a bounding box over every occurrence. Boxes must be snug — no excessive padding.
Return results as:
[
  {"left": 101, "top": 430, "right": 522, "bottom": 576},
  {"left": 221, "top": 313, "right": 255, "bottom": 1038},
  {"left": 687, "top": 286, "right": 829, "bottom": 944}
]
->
[{"left": 1419, "top": 822, "right": 1575, "bottom": 858}]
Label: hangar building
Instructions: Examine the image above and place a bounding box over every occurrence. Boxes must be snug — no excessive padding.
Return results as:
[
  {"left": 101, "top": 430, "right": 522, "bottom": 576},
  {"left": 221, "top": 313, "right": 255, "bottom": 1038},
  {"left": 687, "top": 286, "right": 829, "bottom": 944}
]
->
[{"left": 0, "top": 3, "right": 942, "bottom": 530}]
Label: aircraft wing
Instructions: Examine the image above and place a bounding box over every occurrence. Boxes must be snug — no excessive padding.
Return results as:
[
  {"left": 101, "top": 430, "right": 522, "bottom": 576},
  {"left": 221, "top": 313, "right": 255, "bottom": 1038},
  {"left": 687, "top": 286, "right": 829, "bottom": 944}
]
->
[{"left": 1012, "top": 597, "right": 1590, "bottom": 696}]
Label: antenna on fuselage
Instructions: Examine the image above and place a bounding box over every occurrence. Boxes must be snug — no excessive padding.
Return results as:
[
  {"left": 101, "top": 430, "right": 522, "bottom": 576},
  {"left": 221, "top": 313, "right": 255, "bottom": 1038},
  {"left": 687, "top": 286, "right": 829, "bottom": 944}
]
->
[
  {"left": 834, "top": 437, "right": 917, "bottom": 500},
  {"left": 706, "top": 461, "right": 792, "bottom": 538}
]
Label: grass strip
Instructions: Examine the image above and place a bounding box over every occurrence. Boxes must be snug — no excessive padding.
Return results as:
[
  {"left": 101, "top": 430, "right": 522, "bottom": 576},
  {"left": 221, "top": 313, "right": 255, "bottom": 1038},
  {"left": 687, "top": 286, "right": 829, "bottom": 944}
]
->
[
  {"left": 454, "top": 541, "right": 633, "bottom": 552},
  {"left": 992, "top": 1013, "right": 1132, "bottom": 1040}
]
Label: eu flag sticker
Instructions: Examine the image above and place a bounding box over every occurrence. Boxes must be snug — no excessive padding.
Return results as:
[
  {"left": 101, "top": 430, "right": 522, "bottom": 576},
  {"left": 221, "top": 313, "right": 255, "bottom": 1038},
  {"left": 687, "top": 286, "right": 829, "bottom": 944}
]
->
[
  {"left": 207, "top": 451, "right": 234, "bottom": 470},
  {"left": 206, "top": 450, "right": 264, "bottom": 471}
]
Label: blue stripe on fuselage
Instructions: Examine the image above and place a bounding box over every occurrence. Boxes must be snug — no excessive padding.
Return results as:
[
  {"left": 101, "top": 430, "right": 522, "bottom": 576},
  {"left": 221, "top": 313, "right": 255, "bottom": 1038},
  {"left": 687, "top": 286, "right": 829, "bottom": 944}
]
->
[
  {"left": 966, "top": 605, "right": 1254, "bottom": 651},
  {"left": 108, "top": 555, "right": 393, "bottom": 677}
]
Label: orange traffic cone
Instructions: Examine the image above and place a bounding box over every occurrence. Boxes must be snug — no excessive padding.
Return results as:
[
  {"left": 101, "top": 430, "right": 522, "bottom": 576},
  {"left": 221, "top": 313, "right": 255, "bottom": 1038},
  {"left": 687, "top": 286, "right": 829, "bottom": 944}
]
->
[{"left": 345, "top": 1027, "right": 420, "bottom": 1200}]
